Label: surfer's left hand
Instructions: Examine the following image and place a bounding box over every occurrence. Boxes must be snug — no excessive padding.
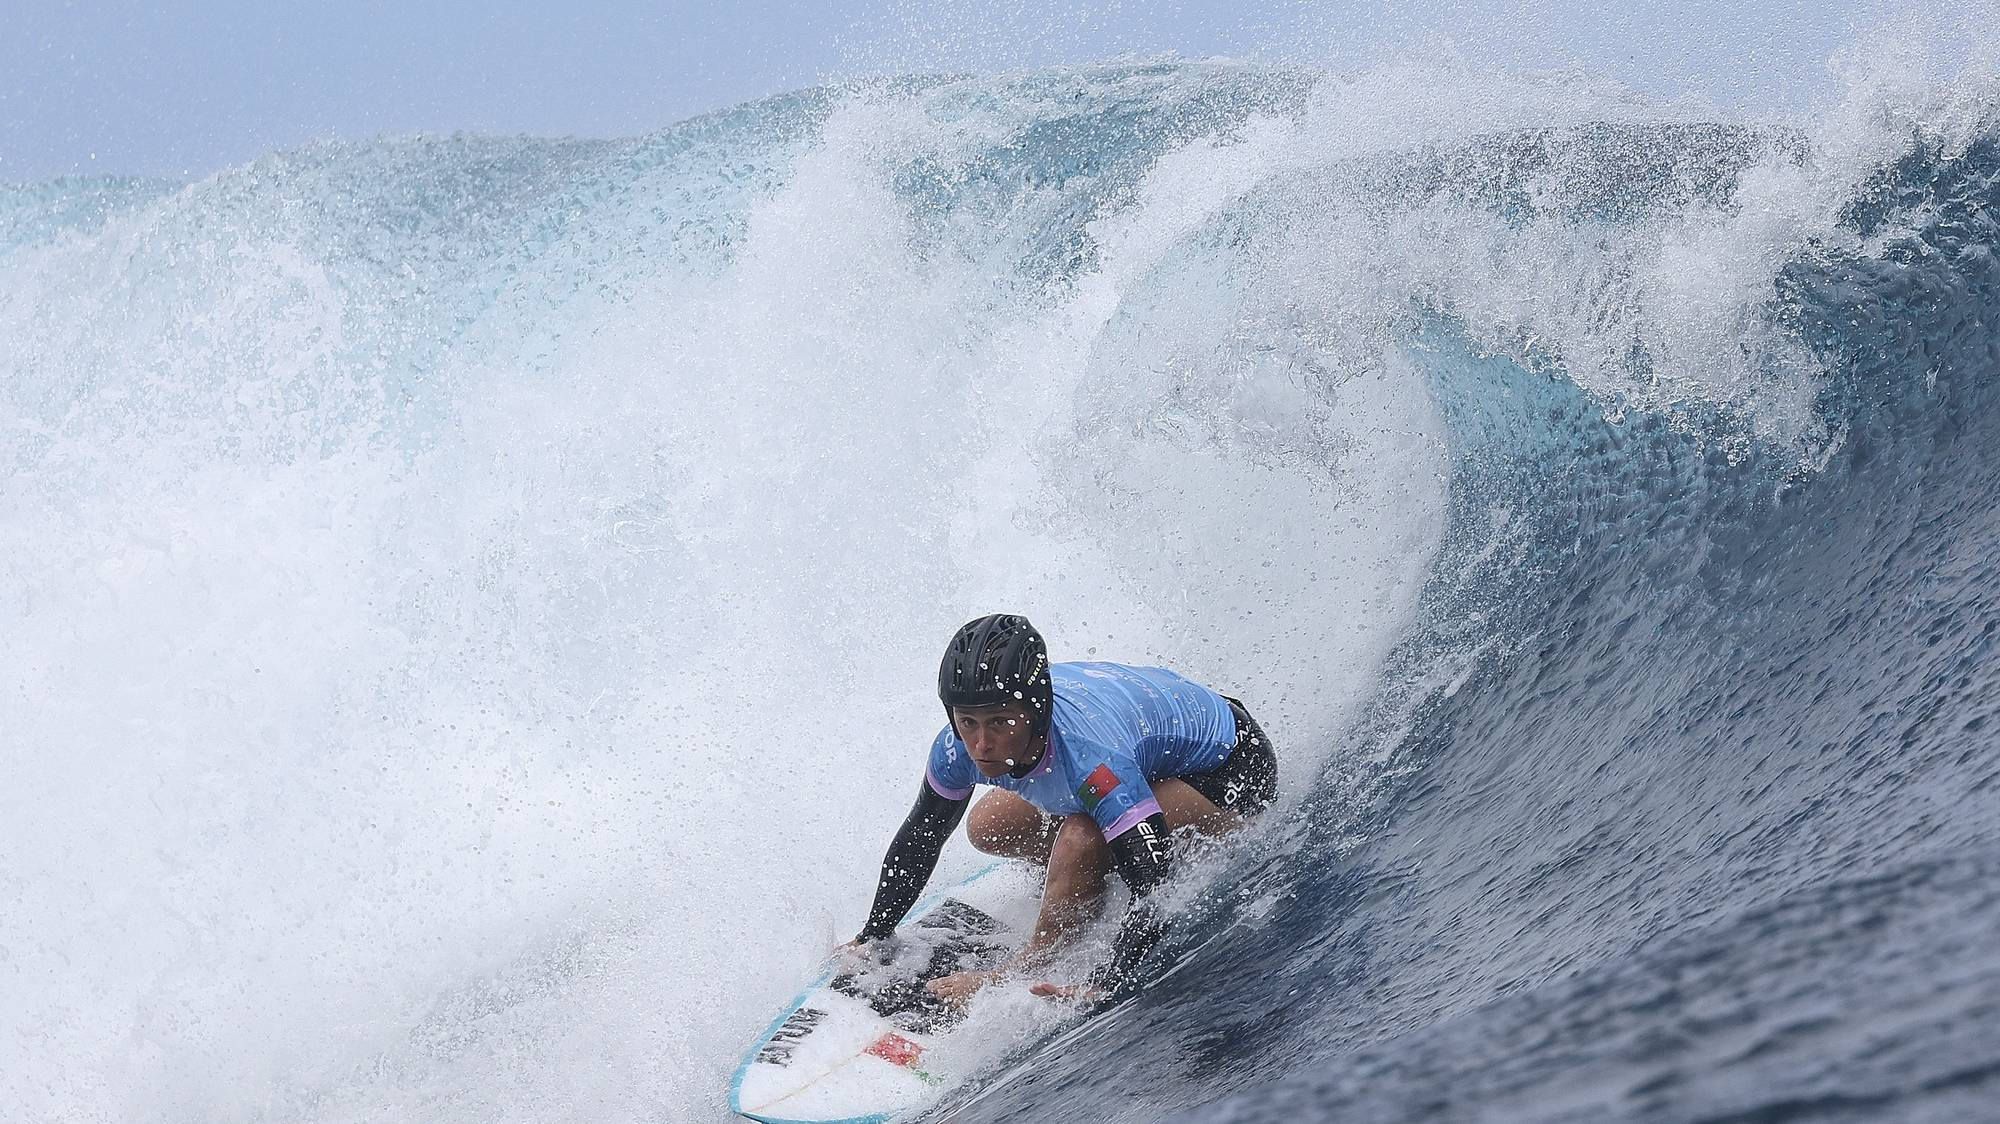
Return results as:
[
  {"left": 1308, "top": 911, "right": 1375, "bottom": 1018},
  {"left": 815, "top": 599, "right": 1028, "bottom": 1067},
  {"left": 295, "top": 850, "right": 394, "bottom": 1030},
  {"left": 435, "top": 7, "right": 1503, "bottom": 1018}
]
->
[
  {"left": 1028, "top": 981, "right": 1104, "bottom": 1004},
  {"left": 925, "top": 969, "right": 1000, "bottom": 1006}
]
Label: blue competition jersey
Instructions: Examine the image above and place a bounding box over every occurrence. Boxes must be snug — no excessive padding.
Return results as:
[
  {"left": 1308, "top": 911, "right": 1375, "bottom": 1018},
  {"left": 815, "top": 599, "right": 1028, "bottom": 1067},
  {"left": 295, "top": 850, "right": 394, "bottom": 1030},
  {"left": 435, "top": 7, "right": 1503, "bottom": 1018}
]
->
[{"left": 926, "top": 662, "right": 1238, "bottom": 841}]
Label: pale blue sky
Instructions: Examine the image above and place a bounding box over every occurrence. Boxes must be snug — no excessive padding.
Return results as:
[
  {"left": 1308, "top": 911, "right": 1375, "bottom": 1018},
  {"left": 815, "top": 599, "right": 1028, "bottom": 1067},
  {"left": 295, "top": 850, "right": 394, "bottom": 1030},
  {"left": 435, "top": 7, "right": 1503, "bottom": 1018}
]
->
[{"left": 0, "top": 0, "right": 1944, "bottom": 183}]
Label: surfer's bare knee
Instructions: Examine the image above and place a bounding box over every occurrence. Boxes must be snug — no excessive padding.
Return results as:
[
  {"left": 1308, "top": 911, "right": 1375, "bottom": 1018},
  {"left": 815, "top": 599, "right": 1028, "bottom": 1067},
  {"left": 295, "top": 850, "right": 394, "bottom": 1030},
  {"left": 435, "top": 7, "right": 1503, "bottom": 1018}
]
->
[{"left": 966, "top": 790, "right": 1057, "bottom": 861}]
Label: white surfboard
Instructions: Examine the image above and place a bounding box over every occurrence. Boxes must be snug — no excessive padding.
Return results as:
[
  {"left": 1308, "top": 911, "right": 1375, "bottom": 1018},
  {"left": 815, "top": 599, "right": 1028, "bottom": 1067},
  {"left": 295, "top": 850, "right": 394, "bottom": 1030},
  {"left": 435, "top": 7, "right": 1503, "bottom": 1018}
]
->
[{"left": 730, "top": 863, "right": 1042, "bottom": 1124}]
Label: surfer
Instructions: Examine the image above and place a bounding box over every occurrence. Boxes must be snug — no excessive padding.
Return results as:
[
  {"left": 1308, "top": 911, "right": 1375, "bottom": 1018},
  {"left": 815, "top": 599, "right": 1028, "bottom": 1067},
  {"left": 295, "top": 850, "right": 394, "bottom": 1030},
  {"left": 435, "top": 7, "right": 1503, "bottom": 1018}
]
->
[{"left": 852, "top": 613, "right": 1277, "bottom": 1006}]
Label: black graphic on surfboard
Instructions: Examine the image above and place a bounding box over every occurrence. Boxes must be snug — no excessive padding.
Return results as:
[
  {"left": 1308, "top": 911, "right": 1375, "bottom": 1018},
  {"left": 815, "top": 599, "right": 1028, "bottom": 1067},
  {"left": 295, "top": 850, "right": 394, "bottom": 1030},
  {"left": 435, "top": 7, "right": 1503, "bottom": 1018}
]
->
[{"left": 829, "top": 898, "right": 1008, "bottom": 1034}]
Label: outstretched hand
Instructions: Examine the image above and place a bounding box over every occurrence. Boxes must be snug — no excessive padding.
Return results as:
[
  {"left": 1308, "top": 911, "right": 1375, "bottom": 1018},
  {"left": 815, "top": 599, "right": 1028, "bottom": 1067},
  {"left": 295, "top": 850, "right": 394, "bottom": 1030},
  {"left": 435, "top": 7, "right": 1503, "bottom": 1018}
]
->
[
  {"left": 1028, "top": 981, "right": 1106, "bottom": 1004},
  {"left": 834, "top": 935, "right": 903, "bottom": 973},
  {"left": 924, "top": 969, "right": 1001, "bottom": 1007}
]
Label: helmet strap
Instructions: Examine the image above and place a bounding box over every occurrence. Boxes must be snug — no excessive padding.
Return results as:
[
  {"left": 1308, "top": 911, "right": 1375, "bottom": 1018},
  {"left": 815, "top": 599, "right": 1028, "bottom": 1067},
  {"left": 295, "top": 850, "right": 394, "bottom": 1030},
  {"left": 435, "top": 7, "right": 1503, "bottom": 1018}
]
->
[{"left": 1007, "top": 733, "right": 1049, "bottom": 779}]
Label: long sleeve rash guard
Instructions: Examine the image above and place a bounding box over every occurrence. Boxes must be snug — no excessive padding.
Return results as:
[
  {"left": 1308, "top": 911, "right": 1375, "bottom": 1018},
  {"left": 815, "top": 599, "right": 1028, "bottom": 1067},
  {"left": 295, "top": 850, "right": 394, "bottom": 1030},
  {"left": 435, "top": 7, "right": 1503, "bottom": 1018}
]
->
[{"left": 859, "top": 781, "right": 968, "bottom": 942}]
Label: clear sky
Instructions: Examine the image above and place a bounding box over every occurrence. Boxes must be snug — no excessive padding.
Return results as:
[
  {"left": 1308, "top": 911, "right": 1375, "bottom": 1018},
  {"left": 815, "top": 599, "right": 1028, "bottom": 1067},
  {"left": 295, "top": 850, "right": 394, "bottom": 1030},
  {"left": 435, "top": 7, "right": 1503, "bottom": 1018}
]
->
[{"left": 0, "top": 0, "right": 1959, "bottom": 183}]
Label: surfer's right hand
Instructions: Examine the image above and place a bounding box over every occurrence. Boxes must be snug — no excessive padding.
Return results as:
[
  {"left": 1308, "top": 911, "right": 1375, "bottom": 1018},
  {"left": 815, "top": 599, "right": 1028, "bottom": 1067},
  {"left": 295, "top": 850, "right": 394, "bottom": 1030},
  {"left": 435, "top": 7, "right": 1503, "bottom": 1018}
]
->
[
  {"left": 834, "top": 938, "right": 869, "bottom": 969},
  {"left": 836, "top": 935, "right": 900, "bottom": 969}
]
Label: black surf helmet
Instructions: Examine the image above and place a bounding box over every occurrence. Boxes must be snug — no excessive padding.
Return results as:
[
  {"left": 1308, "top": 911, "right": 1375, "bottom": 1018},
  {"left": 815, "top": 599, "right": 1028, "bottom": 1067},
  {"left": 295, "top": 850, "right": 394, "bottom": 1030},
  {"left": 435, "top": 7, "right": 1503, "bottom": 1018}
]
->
[{"left": 938, "top": 614, "right": 1052, "bottom": 738}]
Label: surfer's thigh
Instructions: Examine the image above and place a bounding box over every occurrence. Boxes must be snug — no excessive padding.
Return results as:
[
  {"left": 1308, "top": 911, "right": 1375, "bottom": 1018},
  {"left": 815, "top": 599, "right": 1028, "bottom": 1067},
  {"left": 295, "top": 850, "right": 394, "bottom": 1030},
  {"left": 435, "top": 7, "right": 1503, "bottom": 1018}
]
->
[
  {"left": 966, "top": 789, "right": 1059, "bottom": 862},
  {"left": 1174, "top": 710, "right": 1278, "bottom": 824},
  {"left": 1152, "top": 778, "right": 1247, "bottom": 840}
]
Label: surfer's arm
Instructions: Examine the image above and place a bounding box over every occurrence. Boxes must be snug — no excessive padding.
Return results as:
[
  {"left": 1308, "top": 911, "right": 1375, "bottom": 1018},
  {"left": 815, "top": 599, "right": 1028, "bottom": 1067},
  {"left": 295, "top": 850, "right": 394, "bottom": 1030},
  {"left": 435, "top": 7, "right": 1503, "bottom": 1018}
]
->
[
  {"left": 857, "top": 780, "right": 969, "bottom": 942},
  {"left": 1091, "top": 812, "right": 1173, "bottom": 993}
]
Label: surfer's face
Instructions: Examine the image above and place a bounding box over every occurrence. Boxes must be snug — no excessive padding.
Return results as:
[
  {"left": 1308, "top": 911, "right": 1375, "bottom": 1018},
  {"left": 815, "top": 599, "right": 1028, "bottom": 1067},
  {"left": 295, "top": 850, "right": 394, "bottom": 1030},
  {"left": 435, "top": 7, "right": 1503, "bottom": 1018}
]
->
[{"left": 951, "top": 702, "right": 1038, "bottom": 776}]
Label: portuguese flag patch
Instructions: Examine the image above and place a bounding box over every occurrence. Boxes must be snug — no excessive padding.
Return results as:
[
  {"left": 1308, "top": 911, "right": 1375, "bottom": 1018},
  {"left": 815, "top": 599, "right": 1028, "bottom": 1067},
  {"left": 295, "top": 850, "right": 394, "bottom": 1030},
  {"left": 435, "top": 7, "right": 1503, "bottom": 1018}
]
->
[{"left": 1077, "top": 763, "right": 1121, "bottom": 810}]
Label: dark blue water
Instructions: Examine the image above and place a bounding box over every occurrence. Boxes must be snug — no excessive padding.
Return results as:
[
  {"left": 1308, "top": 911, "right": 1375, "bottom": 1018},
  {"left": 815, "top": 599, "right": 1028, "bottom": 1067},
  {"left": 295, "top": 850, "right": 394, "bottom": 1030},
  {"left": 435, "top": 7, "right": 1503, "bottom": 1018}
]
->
[{"left": 941, "top": 107, "right": 2000, "bottom": 1124}]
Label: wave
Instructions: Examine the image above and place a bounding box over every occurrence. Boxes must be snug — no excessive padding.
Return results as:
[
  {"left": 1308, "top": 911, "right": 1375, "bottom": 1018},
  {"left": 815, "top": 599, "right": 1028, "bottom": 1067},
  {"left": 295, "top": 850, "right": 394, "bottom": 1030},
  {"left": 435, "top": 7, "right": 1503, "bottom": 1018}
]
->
[{"left": 4, "top": 51, "right": 1997, "bottom": 1124}]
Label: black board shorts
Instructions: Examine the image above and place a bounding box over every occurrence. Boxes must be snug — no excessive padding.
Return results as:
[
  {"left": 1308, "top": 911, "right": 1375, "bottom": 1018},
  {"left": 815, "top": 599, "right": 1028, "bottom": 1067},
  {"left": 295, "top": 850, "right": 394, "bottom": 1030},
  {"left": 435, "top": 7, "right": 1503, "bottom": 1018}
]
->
[{"left": 1176, "top": 696, "right": 1278, "bottom": 816}]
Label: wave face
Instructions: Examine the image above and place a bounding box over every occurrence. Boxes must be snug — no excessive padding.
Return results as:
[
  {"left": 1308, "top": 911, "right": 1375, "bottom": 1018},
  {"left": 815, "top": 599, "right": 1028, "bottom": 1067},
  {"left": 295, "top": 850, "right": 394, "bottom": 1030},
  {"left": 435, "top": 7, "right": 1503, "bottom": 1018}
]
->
[
  {"left": 948, "top": 68, "right": 2000, "bottom": 1124},
  {"left": 6, "top": 54, "right": 1999, "bottom": 1124}
]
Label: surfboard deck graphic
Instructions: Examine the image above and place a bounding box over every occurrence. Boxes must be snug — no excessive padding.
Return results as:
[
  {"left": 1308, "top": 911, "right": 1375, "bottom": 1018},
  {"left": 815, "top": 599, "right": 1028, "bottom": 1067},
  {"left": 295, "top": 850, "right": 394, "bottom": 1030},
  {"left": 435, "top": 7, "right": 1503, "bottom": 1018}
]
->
[{"left": 730, "top": 863, "right": 1039, "bottom": 1123}]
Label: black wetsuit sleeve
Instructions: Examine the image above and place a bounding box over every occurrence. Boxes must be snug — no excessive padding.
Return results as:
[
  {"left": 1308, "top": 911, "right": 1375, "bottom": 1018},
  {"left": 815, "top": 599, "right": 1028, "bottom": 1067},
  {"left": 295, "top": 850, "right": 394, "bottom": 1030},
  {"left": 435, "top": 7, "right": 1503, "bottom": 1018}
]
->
[
  {"left": 1091, "top": 812, "right": 1174, "bottom": 993},
  {"left": 858, "top": 780, "right": 970, "bottom": 942}
]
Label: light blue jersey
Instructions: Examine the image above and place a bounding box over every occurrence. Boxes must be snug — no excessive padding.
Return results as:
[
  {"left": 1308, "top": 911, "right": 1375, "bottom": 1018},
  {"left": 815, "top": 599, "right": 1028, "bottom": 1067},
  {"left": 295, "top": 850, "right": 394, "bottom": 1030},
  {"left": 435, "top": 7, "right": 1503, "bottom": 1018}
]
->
[{"left": 925, "top": 661, "right": 1238, "bottom": 841}]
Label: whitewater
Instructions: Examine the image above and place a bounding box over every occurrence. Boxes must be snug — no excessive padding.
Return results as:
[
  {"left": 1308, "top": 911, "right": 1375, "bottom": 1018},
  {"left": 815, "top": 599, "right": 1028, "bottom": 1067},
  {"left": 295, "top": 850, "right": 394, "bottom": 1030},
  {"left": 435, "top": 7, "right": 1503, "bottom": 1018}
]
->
[{"left": 5, "top": 38, "right": 1999, "bottom": 1124}]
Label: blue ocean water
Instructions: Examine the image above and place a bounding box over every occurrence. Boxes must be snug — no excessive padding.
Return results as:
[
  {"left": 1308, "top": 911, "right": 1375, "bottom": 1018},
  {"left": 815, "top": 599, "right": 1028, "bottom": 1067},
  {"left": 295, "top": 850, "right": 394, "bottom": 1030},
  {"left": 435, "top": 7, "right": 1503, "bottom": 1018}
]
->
[{"left": 4, "top": 55, "right": 1996, "bottom": 1124}]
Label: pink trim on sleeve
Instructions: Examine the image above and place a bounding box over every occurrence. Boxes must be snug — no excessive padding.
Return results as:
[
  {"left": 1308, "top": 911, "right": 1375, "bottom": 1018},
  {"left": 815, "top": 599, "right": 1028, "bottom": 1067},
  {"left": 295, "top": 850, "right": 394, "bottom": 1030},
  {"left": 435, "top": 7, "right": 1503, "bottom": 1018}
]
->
[
  {"left": 1102, "top": 797, "right": 1163, "bottom": 841},
  {"left": 926, "top": 763, "right": 975, "bottom": 801}
]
